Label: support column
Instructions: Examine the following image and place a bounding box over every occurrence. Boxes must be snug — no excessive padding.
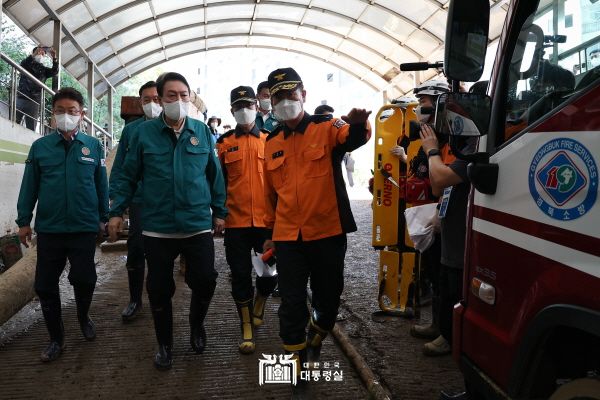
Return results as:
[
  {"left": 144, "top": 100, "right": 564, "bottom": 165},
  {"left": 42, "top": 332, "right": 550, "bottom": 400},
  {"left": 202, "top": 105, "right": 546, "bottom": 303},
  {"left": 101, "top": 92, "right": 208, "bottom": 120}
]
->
[
  {"left": 51, "top": 19, "right": 62, "bottom": 92},
  {"left": 87, "top": 62, "right": 94, "bottom": 137},
  {"left": 107, "top": 87, "right": 114, "bottom": 151}
]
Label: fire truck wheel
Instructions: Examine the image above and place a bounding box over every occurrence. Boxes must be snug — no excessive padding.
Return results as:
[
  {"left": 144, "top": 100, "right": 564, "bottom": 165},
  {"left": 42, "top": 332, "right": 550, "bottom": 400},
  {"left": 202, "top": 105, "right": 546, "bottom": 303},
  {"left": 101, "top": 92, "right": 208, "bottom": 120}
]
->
[{"left": 549, "top": 378, "right": 600, "bottom": 400}]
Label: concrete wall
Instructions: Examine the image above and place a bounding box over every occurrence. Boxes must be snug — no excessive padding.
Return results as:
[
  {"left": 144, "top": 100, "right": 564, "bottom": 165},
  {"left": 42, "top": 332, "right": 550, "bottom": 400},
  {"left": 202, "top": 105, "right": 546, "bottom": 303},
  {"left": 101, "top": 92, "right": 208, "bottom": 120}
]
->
[{"left": 0, "top": 117, "right": 40, "bottom": 233}]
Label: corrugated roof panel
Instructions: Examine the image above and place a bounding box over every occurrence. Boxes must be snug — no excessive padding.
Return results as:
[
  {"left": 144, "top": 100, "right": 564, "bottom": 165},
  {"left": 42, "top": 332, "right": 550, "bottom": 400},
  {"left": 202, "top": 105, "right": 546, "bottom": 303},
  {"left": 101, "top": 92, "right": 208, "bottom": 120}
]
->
[
  {"left": 376, "top": 0, "right": 441, "bottom": 27},
  {"left": 421, "top": 9, "right": 448, "bottom": 40},
  {"left": 295, "top": 26, "right": 342, "bottom": 49},
  {"left": 207, "top": 3, "right": 254, "bottom": 21},
  {"left": 117, "top": 38, "right": 162, "bottom": 66},
  {"left": 98, "top": 2, "right": 152, "bottom": 36},
  {"left": 348, "top": 24, "right": 398, "bottom": 56},
  {"left": 58, "top": 2, "right": 93, "bottom": 32},
  {"left": 404, "top": 28, "right": 442, "bottom": 56},
  {"left": 89, "top": 42, "right": 114, "bottom": 64},
  {"left": 312, "top": 0, "right": 367, "bottom": 20},
  {"left": 76, "top": 24, "right": 105, "bottom": 49},
  {"left": 255, "top": 3, "right": 306, "bottom": 22},
  {"left": 361, "top": 6, "right": 415, "bottom": 44},
  {"left": 161, "top": 26, "right": 206, "bottom": 47},
  {"left": 87, "top": 0, "right": 132, "bottom": 19},
  {"left": 109, "top": 21, "right": 157, "bottom": 50},
  {"left": 206, "top": 21, "right": 252, "bottom": 37},
  {"left": 3, "top": 0, "right": 509, "bottom": 96},
  {"left": 302, "top": 9, "right": 353, "bottom": 36},
  {"left": 158, "top": 8, "right": 204, "bottom": 32}
]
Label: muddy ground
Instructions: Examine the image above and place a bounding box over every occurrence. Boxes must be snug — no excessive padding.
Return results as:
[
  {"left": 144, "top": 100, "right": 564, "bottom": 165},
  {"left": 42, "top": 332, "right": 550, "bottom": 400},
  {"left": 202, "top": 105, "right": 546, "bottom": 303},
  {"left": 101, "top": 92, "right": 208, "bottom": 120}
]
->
[{"left": 0, "top": 200, "right": 464, "bottom": 399}]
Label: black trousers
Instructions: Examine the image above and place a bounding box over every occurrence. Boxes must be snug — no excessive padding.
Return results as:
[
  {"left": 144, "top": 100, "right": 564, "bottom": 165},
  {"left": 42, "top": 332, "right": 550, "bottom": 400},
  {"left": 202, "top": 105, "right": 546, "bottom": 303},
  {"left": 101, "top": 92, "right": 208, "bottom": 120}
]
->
[
  {"left": 439, "top": 264, "right": 463, "bottom": 344},
  {"left": 126, "top": 202, "right": 145, "bottom": 302},
  {"left": 15, "top": 95, "right": 40, "bottom": 131},
  {"left": 35, "top": 232, "right": 97, "bottom": 342},
  {"left": 143, "top": 233, "right": 217, "bottom": 309},
  {"left": 35, "top": 232, "right": 97, "bottom": 295},
  {"left": 421, "top": 233, "right": 442, "bottom": 297},
  {"left": 276, "top": 234, "right": 347, "bottom": 345},
  {"left": 224, "top": 227, "right": 277, "bottom": 302}
]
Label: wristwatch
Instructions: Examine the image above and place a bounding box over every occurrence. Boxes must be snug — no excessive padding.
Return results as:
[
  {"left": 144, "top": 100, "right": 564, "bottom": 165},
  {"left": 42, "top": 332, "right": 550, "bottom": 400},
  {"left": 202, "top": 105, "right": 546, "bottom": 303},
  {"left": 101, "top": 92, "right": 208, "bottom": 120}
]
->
[{"left": 427, "top": 148, "right": 441, "bottom": 158}]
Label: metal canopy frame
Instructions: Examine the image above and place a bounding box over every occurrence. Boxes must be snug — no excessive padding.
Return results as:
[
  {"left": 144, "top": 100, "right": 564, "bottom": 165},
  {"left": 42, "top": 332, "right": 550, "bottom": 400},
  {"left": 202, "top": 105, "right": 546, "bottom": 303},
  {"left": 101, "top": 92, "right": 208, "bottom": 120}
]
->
[{"left": 2, "top": 0, "right": 509, "bottom": 98}]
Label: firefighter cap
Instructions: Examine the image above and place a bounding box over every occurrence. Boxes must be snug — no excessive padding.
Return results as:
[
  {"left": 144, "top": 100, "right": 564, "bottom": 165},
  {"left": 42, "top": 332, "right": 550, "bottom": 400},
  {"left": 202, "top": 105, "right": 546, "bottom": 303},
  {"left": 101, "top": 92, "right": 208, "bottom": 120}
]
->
[
  {"left": 268, "top": 67, "right": 303, "bottom": 96},
  {"left": 230, "top": 86, "right": 256, "bottom": 105}
]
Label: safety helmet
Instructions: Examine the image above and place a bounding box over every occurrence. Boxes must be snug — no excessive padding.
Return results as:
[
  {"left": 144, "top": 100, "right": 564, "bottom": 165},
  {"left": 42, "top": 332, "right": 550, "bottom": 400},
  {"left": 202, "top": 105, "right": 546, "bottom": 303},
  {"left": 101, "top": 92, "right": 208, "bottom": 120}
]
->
[
  {"left": 391, "top": 96, "right": 418, "bottom": 108},
  {"left": 413, "top": 79, "right": 450, "bottom": 97}
]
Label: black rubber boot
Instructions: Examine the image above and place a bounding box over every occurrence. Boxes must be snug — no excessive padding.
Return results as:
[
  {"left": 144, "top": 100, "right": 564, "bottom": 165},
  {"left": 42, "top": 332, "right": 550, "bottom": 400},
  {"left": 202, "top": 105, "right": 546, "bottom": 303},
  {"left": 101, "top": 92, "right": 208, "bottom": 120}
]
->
[
  {"left": 235, "top": 299, "right": 255, "bottom": 354},
  {"left": 39, "top": 295, "right": 65, "bottom": 362},
  {"left": 74, "top": 284, "right": 96, "bottom": 341},
  {"left": 122, "top": 265, "right": 144, "bottom": 321},
  {"left": 189, "top": 292, "right": 210, "bottom": 354},
  {"left": 284, "top": 344, "right": 309, "bottom": 399},
  {"left": 151, "top": 301, "right": 173, "bottom": 370}
]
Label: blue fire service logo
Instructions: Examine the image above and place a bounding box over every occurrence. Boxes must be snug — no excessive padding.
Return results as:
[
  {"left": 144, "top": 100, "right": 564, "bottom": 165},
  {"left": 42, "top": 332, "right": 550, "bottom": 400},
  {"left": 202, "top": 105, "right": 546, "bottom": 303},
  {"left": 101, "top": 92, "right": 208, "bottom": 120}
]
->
[
  {"left": 453, "top": 115, "right": 464, "bottom": 135},
  {"left": 529, "top": 138, "right": 597, "bottom": 221}
]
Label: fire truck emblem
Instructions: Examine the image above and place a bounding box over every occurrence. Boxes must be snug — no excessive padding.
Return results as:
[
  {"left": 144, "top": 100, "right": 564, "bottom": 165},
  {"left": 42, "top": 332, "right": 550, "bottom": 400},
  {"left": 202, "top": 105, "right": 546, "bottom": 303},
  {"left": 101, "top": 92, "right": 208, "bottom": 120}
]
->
[{"left": 529, "top": 138, "right": 597, "bottom": 221}]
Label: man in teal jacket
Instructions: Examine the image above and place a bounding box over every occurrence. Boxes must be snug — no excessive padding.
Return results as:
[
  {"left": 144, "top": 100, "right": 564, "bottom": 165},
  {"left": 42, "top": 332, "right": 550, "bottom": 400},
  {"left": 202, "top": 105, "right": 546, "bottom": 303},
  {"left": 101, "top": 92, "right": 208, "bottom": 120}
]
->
[
  {"left": 109, "top": 80, "right": 162, "bottom": 322},
  {"left": 16, "top": 87, "right": 109, "bottom": 362},
  {"left": 108, "top": 72, "right": 227, "bottom": 370}
]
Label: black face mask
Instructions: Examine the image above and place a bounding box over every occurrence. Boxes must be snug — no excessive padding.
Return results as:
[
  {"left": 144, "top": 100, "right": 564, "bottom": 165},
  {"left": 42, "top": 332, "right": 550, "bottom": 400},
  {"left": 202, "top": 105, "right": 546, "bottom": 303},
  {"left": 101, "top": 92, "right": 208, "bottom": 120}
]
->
[{"left": 420, "top": 106, "right": 435, "bottom": 115}]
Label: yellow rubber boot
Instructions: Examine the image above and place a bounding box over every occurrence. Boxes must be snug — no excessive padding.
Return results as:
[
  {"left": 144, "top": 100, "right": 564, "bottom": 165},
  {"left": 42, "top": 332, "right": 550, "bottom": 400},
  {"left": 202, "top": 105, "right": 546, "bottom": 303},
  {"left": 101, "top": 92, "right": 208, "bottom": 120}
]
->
[
  {"left": 236, "top": 300, "right": 255, "bottom": 354},
  {"left": 253, "top": 294, "right": 267, "bottom": 327},
  {"left": 306, "top": 318, "right": 328, "bottom": 369}
]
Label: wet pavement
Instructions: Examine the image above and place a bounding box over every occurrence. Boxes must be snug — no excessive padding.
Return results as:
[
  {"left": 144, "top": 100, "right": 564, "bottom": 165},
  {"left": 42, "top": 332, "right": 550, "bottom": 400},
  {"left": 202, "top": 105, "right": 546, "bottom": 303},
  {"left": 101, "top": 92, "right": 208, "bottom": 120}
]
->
[{"left": 0, "top": 200, "right": 464, "bottom": 399}]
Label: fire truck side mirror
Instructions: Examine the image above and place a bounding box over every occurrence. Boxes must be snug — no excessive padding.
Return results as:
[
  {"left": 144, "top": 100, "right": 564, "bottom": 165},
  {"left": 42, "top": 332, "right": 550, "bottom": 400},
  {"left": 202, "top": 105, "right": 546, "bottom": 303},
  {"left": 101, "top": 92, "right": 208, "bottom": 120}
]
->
[
  {"left": 434, "top": 93, "right": 491, "bottom": 137},
  {"left": 444, "top": 0, "right": 490, "bottom": 82}
]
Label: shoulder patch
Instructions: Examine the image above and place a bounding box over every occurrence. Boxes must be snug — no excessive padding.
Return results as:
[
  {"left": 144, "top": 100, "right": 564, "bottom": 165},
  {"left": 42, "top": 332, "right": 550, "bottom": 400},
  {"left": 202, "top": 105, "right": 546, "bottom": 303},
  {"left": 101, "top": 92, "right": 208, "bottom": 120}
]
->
[
  {"left": 332, "top": 119, "right": 347, "bottom": 129},
  {"left": 266, "top": 126, "right": 283, "bottom": 142}
]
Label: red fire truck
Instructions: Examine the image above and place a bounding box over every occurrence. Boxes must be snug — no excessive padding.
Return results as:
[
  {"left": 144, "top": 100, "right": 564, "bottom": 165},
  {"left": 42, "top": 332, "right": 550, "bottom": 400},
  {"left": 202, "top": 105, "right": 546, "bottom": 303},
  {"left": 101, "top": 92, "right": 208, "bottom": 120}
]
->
[{"left": 437, "top": 0, "right": 600, "bottom": 398}]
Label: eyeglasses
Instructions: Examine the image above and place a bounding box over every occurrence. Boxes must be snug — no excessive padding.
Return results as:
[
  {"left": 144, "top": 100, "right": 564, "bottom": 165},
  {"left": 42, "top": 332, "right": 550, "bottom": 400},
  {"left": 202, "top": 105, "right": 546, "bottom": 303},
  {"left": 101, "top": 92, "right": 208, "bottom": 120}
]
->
[{"left": 54, "top": 109, "right": 82, "bottom": 116}]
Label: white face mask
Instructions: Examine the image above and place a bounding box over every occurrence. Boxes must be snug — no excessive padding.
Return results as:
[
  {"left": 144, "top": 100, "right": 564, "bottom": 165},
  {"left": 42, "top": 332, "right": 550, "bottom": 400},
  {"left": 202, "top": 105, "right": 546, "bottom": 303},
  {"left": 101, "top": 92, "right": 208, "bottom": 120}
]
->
[
  {"left": 142, "top": 102, "right": 162, "bottom": 119},
  {"left": 273, "top": 99, "right": 303, "bottom": 121},
  {"left": 210, "top": 122, "right": 217, "bottom": 129},
  {"left": 258, "top": 98, "right": 271, "bottom": 111},
  {"left": 55, "top": 113, "right": 80, "bottom": 133},
  {"left": 234, "top": 108, "right": 257, "bottom": 125},
  {"left": 162, "top": 100, "right": 189, "bottom": 121},
  {"left": 34, "top": 55, "right": 45, "bottom": 64}
]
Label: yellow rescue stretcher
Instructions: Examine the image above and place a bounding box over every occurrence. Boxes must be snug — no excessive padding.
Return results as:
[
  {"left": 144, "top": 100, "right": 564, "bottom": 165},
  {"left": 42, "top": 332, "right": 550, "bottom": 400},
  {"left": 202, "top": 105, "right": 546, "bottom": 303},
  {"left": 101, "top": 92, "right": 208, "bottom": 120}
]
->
[{"left": 372, "top": 102, "right": 423, "bottom": 317}]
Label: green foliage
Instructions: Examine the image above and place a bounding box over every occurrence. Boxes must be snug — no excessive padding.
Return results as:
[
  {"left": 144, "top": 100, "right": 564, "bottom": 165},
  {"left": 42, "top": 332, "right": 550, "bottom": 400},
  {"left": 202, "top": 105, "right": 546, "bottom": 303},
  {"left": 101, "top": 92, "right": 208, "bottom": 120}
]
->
[
  {"left": 1, "top": 17, "right": 166, "bottom": 143},
  {"left": 0, "top": 17, "right": 31, "bottom": 102}
]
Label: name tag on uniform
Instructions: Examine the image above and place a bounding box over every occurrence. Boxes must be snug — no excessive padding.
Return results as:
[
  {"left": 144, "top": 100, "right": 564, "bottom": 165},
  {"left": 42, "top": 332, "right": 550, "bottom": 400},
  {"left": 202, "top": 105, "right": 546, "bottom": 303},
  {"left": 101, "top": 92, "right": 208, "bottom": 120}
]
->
[
  {"left": 438, "top": 187, "right": 452, "bottom": 218},
  {"left": 81, "top": 156, "right": 96, "bottom": 163},
  {"left": 272, "top": 150, "right": 284, "bottom": 159},
  {"left": 227, "top": 146, "right": 239, "bottom": 152}
]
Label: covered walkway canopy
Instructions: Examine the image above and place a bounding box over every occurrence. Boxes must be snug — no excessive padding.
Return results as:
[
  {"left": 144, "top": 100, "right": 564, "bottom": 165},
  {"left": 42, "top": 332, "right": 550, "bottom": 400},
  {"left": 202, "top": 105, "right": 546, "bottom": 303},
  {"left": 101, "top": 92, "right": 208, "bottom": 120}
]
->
[{"left": 3, "top": 0, "right": 509, "bottom": 98}]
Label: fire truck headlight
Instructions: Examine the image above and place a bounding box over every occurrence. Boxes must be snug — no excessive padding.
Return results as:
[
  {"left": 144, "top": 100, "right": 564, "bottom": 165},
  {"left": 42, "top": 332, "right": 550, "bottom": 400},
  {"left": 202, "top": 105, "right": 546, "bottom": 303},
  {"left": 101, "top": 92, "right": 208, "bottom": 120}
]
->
[{"left": 471, "top": 277, "right": 496, "bottom": 305}]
